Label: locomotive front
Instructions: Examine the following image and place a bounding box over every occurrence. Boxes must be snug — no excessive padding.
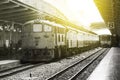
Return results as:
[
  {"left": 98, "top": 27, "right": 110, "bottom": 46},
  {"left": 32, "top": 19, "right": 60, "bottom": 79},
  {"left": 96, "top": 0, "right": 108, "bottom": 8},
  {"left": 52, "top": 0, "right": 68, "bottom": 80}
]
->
[{"left": 21, "top": 20, "right": 55, "bottom": 62}]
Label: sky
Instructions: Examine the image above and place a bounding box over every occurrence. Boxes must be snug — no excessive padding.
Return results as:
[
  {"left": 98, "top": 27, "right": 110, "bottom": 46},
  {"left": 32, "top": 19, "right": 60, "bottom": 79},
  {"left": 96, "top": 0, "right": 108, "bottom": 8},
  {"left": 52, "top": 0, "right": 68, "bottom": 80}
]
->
[{"left": 44, "top": 0, "right": 104, "bottom": 28}]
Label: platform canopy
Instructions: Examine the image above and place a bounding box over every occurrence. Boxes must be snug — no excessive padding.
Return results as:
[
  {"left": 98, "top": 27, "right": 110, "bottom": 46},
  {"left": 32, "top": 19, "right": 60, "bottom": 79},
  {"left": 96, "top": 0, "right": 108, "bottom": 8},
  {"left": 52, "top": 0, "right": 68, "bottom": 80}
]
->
[
  {"left": 0, "top": 0, "right": 67, "bottom": 24},
  {"left": 0, "top": 0, "right": 95, "bottom": 34},
  {"left": 94, "top": 0, "right": 120, "bottom": 36}
]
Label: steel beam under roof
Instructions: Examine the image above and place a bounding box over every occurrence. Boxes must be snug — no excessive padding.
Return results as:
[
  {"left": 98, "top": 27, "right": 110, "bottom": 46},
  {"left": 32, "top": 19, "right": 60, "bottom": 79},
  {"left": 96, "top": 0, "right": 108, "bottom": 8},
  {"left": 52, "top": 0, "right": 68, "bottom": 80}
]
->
[
  {"left": 0, "top": 0, "right": 67, "bottom": 24},
  {"left": 0, "top": 0, "right": 10, "bottom": 5},
  {"left": 0, "top": 11, "right": 36, "bottom": 19},
  {"left": 0, "top": 8, "right": 28, "bottom": 15}
]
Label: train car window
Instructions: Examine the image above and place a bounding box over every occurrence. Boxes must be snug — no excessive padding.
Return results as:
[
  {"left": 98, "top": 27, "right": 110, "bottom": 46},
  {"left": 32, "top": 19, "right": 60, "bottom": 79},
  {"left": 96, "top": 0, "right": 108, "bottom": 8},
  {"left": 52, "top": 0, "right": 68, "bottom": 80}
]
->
[
  {"left": 58, "top": 35, "right": 60, "bottom": 42},
  {"left": 62, "top": 35, "right": 64, "bottom": 42},
  {"left": 71, "top": 40, "right": 72, "bottom": 46},
  {"left": 33, "top": 24, "right": 42, "bottom": 32},
  {"left": 44, "top": 25, "right": 52, "bottom": 32}
]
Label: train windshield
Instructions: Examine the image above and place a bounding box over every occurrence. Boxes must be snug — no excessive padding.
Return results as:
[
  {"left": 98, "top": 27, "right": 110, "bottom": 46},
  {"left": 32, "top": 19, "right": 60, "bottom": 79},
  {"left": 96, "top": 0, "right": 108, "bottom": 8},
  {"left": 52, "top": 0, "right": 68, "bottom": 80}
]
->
[
  {"left": 33, "top": 24, "right": 42, "bottom": 32},
  {"left": 44, "top": 25, "right": 52, "bottom": 32}
]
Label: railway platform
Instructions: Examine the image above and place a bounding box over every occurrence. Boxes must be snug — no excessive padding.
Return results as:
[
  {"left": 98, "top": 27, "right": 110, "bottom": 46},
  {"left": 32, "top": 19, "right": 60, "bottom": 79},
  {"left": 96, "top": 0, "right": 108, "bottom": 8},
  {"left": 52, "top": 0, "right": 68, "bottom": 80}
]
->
[
  {"left": 0, "top": 60, "right": 20, "bottom": 71},
  {"left": 87, "top": 47, "right": 120, "bottom": 80}
]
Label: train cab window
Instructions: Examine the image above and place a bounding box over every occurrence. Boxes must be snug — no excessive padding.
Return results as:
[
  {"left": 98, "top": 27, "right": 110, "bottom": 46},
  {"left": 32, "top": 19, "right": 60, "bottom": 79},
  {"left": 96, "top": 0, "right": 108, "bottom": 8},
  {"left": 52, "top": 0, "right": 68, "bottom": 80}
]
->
[
  {"left": 33, "top": 24, "right": 42, "bottom": 32},
  {"left": 44, "top": 25, "right": 52, "bottom": 32}
]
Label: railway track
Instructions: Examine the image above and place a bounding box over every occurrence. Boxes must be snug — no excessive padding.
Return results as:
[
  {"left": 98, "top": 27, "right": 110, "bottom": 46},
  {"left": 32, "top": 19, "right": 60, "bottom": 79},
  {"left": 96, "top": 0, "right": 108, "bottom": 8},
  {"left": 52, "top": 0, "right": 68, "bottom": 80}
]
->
[
  {"left": 46, "top": 48, "right": 110, "bottom": 80},
  {"left": 74, "top": 48, "right": 110, "bottom": 80},
  {"left": 0, "top": 63, "right": 44, "bottom": 78},
  {"left": 69, "top": 48, "right": 110, "bottom": 80}
]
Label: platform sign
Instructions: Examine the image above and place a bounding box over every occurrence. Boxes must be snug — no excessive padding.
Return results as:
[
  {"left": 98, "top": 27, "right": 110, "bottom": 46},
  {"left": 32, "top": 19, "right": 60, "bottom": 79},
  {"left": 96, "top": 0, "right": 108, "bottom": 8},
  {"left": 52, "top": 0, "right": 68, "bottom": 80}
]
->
[{"left": 108, "top": 22, "right": 114, "bottom": 29}]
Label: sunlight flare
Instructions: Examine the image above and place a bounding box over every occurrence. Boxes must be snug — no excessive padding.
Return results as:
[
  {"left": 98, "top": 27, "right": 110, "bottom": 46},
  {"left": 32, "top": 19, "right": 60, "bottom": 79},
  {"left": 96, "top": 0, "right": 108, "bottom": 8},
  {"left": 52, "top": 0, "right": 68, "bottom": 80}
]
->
[{"left": 44, "top": 0, "right": 104, "bottom": 28}]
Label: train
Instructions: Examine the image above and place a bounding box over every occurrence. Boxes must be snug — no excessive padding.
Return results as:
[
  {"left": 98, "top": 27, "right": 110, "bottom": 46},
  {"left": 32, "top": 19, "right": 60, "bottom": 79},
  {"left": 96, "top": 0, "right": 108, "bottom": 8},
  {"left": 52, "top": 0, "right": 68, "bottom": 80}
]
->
[
  {"left": 99, "top": 35, "right": 111, "bottom": 47},
  {"left": 0, "top": 20, "right": 112, "bottom": 61},
  {"left": 21, "top": 19, "right": 99, "bottom": 62}
]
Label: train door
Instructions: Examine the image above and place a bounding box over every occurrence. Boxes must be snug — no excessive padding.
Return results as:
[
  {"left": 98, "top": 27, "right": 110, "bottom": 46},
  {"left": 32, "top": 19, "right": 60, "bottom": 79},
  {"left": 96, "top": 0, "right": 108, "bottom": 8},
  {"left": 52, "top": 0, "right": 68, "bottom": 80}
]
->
[{"left": 55, "top": 26, "right": 66, "bottom": 58}]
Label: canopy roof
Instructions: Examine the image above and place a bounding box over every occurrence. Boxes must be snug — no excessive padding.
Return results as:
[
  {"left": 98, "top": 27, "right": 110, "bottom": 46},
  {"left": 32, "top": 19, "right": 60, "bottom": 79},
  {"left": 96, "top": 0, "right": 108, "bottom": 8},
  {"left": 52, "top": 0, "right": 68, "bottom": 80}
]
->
[{"left": 0, "top": 0, "right": 67, "bottom": 24}]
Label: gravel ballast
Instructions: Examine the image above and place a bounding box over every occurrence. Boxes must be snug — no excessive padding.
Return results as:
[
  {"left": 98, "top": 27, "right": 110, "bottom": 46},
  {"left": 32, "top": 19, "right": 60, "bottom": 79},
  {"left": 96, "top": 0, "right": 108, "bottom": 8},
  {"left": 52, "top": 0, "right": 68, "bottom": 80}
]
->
[{"left": 1, "top": 47, "right": 101, "bottom": 80}]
